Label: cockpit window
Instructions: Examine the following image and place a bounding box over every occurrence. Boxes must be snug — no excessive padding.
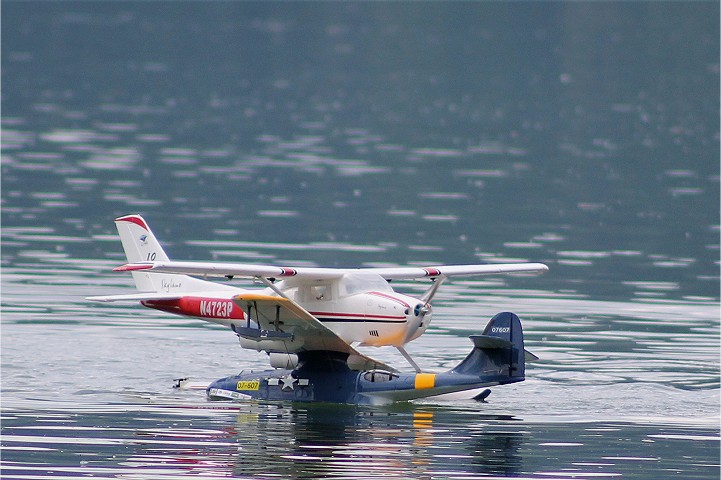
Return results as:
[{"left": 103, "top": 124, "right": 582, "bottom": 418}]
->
[
  {"left": 339, "top": 273, "right": 393, "bottom": 297},
  {"left": 363, "top": 370, "right": 397, "bottom": 382},
  {"left": 310, "top": 284, "right": 328, "bottom": 300},
  {"left": 277, "top": 281, "right": 332, "bottom": 302}
]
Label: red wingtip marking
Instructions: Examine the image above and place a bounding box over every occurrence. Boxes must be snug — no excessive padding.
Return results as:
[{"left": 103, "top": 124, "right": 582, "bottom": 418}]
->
[
  {"left": 114, "top": 215, "right": 149, "bottom": 230},
  {"left": 113, "top": 263, "right": 153, "bottom": 272},
  {"left": 423, "top": 268, "right": 442, "bottom": 277}
]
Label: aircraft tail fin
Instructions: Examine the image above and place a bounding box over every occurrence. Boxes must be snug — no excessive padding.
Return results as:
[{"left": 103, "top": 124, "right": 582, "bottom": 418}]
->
[
  {"left": 451, "top": 312, "right": 528, "bottom": 383},
  {"left": 114, "top": 214, "right": 216, "bottom": 293}
]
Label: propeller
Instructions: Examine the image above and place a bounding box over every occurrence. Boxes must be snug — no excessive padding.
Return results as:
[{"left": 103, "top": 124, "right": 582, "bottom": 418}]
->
[
  {"left": 396, "top": 275, "right": 446, "bottom": 344},
  {"left": 403, "top": 301, "right": 432, "bottom": 344}
]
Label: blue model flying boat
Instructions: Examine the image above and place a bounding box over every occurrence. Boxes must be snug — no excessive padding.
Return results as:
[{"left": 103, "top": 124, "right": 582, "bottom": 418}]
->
[{"left": 206, "top": 312, "right": 532, "bottom": 404}]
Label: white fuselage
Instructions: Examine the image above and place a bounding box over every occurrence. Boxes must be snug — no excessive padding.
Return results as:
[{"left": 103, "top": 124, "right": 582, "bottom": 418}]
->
[
  {"left": 141, "top": 273, "right": 432, "bottom": 349},
  {"left": 267, "top": 273, "right": 431, "bottom": 347}
]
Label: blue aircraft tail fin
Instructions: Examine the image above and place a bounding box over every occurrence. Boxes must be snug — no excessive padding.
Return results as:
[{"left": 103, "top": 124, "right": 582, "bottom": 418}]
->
[{"left": 451, "top": 312, "right": 526, "bottom": 382}]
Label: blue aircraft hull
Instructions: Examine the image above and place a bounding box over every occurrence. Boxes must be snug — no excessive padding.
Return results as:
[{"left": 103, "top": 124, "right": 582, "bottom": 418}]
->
[{"left": 207, "top": 312, "right": 528, "bottom": 405}]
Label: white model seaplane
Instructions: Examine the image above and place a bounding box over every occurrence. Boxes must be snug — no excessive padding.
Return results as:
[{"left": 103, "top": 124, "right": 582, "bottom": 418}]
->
[{"left": 89, "top": 215, "right": 548, "bottom": 373}]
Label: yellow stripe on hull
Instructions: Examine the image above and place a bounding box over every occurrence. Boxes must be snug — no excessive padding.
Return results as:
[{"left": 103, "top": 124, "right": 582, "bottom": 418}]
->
[{"left": 414, "top": 373, "right": 436, "bottom": 390}]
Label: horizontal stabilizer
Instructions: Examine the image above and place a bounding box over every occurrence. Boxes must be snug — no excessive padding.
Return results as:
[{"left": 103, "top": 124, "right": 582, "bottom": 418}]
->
[
  {"left": 470, "top": 334, "right": 513, "bottom": 349},
  {"left": 87, "top": 292, "right": 183, "bottom": 302},
  {"left": 525, "top": 349, "right": 540, "bottom": 362}
]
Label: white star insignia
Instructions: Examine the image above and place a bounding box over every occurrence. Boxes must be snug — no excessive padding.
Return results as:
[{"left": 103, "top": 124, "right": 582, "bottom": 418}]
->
[{"left": 280, "top": 376, "right": 296, "bottom": 391}]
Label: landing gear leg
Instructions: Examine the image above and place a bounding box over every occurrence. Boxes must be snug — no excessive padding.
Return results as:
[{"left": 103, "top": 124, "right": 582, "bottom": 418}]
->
[{"left": 396, "top": 346, "right": 421, "bottom": 373}]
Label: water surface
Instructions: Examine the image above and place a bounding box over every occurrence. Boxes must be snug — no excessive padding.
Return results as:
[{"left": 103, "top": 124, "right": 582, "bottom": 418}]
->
[{"left": 2, "top": 2, "right": 719, "bottom": 479}]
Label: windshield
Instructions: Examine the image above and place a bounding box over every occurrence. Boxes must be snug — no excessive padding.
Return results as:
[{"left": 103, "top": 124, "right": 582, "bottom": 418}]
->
[{"left": 338, "top": 272, "right": 393, "bottom": 297}]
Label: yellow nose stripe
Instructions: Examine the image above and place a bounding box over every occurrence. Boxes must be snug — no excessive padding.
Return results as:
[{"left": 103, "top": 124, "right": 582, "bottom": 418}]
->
[{"left": 414, "top": 373, "right": 436, "bottom": 390}]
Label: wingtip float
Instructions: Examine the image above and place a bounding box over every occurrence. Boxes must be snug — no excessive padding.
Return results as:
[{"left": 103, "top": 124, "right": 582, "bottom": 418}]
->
[{"left": 90, "top": 214, "right": 547, "bottom": 404}]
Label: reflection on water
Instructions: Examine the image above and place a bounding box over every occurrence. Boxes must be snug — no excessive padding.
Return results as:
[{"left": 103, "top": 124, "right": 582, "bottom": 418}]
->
[{"left": 1, "top": 398, "right": 719, "bottom": 479}]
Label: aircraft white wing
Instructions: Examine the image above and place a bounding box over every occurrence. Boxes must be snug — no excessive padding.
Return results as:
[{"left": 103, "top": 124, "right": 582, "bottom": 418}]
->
[
  {"left": 114, "top": 261, "right": 343, "bottom": 279},
  {"left": 367, "top": 263, "right": 549, "bottom": 279},
  {"left": 114, "top": 261, "right": 548, "bottom": 281}
]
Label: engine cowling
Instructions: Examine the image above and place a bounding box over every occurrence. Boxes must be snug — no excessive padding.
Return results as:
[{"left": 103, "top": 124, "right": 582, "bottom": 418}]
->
[{"left": 403, "top": 302, "right": 432, "bottom": 344}]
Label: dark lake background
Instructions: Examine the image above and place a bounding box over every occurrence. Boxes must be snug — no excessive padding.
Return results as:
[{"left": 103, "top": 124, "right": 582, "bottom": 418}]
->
[{"left": 2, "top": 2, "right": 719, "bottom": 479}]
